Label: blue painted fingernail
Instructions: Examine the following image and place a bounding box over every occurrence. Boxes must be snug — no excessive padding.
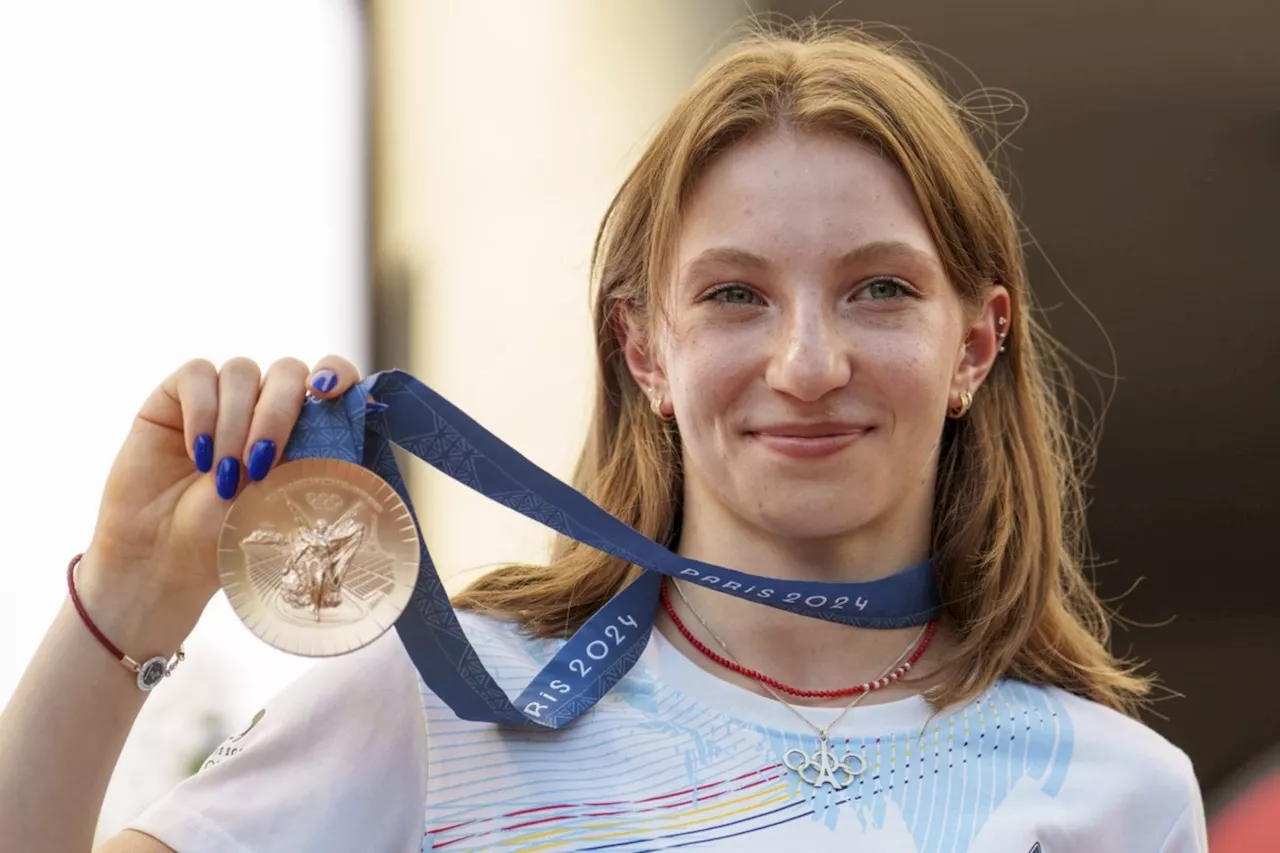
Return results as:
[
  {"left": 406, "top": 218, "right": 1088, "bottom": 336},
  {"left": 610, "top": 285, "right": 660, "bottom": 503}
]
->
[
  {"left": 193, "top": 434, "right": 214, "bottom": 473},
  {"left": 309, "top": 369, "right": 338, "bottom": 394},
  {"left": 246, "top": 439, "right": 276, "bottom": 482},
  {"left": 365, "top": 399, "right": 389, "bottom": 415},
  {"left": 216, "top": 457, "right": 240, "bottom": 500}
]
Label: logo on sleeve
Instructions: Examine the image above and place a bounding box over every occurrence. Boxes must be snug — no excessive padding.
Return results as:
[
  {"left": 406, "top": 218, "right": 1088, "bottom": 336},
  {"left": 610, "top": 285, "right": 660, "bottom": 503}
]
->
[
  {"left": 199, "top": 709, "right": 266, "bottom": 772},
  {"left": 229, "top": 708, "right": 266, "bottom": 742}
]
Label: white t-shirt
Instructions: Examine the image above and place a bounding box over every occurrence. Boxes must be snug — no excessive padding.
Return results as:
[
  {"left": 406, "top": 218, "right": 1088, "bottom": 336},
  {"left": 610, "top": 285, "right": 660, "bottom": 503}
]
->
[{"left": 130, "top": 611, "right": 1207, "bottom": 852}]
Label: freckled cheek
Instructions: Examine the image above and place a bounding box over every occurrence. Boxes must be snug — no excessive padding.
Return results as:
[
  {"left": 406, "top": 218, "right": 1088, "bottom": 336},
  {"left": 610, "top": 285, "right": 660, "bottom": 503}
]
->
[
  {"left": 666, "top": 332, "right": 758, "bottom": 430},
  {"left": 864, "top": 341, "right": 952, "bottom": 418}
]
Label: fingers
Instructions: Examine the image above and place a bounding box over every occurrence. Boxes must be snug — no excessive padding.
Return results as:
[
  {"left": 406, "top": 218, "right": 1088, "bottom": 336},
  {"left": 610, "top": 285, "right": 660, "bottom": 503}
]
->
[
  {"left": 305, "top": 355, "right": 361, "bottom": 400},
  {"left": 212, "top": 358, "right": 262, "bottom": 500},
  {"left": 242, "top": 357, "right": 310, "bottom": 484},
  {"left": 165, "top": 359, "right": 219, "bottom": 473},
  {"left": 162, "top": 355, "right": 361, "bottom": 500}
]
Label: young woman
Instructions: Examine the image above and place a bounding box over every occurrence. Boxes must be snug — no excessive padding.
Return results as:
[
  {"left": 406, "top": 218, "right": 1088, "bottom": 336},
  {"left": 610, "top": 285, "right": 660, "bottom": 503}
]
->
[{"left": 0, "top": 25, "right": 1206, "bottom": 853}]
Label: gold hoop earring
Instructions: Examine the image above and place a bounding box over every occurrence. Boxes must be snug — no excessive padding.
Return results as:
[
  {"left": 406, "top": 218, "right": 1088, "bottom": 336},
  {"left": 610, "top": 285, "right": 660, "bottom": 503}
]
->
[
  {"left": 948, "top": 390, "right": 974, "bottom": 419},
  {"left": 648, "top": 389, "right": 673, "bottom": 420}
]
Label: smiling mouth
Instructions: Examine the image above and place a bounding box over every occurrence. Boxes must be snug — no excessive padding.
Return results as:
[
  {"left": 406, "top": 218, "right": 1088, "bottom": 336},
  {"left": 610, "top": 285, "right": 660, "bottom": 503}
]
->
[{"left": 747, "top": 428, "right": 872, "bottom": 459}]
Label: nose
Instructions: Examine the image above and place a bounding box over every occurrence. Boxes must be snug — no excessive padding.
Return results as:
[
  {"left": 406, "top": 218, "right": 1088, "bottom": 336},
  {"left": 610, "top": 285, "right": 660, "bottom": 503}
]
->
[{"left": 764, "top": 304, "right": 852, "bottom": 402}]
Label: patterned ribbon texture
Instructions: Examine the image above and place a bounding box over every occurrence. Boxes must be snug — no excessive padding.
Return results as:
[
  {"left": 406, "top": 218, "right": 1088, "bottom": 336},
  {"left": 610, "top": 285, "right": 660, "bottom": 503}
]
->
[{"left": 282, "top": 370, "right": 940, "bottom": 728}]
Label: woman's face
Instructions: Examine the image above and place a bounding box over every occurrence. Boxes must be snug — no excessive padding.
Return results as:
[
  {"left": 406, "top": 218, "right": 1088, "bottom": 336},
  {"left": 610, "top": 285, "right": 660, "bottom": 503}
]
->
[{"left": 631, "top": 128, "right": 1004, "bottom": 547}]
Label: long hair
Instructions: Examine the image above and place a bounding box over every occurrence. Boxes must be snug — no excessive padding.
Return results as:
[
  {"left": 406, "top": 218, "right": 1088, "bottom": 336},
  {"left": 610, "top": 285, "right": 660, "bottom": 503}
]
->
[{"left": 453, "top": 23, "right": 1150, "bottom": 715}]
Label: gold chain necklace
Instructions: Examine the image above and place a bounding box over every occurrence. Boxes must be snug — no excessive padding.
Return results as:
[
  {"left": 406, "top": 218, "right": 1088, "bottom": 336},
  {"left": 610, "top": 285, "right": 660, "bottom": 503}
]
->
[{"left": 671, "top": 580, "right": 927, "bottom": 791}]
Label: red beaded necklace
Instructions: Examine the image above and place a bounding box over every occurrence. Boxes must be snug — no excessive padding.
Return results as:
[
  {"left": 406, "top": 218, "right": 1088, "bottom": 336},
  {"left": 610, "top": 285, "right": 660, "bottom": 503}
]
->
[{"left": 661, "top": 580, "right": 937, "bottom": 700}]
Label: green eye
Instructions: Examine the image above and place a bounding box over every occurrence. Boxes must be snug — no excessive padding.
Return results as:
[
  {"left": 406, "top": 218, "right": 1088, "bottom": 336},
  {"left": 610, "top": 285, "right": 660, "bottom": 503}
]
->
[
  {"left": 862, "top": 278, "right": 909, "bottom": 300},
  {"left": 711, "top": 284, "right": 761, "bottom": 305}
]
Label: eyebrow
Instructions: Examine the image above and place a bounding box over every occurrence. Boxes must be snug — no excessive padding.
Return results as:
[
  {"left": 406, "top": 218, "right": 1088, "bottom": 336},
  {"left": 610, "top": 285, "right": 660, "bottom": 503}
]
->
[{"left": 681, "top": 240, "right": 942, "bottom": 277}]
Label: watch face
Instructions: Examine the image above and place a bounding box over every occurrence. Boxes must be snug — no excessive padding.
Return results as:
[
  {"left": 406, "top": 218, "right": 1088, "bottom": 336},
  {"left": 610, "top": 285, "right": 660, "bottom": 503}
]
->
[{"left": 138, "top": 657, "right": 168, "bottom": 691}]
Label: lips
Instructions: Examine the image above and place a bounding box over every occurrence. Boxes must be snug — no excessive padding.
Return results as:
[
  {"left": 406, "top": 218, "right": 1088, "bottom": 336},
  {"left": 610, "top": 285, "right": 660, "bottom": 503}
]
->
[{"left": 746, "top": 423, "right": 873, "bottom": 459}]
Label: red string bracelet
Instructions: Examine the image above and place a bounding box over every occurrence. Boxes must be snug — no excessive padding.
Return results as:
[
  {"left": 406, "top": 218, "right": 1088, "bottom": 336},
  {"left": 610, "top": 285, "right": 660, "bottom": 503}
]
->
[
  {"left": 661, "top": 580, "right": 935, "bottom": 699},
  {"left": 67, "top": 553, "right": 185, "bottom": 692}
]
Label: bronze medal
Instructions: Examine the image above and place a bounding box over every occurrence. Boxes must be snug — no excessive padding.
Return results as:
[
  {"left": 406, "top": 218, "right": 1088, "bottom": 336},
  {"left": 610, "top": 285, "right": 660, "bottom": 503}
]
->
[{"left": 218, "top": 458, "right": 420, "bottom": 657}]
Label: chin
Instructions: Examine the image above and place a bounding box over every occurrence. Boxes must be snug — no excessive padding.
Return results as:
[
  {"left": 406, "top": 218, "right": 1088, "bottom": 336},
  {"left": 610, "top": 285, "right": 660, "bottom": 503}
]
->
[{"left": 747, "top": 494, "right": 882, "bottom": 541}]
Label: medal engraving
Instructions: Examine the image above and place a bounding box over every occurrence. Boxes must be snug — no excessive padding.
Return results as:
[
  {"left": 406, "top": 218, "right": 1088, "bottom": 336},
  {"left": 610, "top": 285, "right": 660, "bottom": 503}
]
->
[
  {"left": 249, "top": 496, "right": 369, "bottom": 618},
  {"left": 784, "top": 739, "right": 865, "bottom": 790},
  {"left": 219, "top": 458, "right": 420, "bottom": 657}
]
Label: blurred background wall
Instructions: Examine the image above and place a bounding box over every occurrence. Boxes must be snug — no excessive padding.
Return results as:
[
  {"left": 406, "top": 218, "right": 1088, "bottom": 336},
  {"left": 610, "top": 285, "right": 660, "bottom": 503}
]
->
[
  {"left": 368, "top": 0, "right": 744, "bottom": 595},
  {"left": 1, "top": 0, "right": 1275, "bottom": 845}
]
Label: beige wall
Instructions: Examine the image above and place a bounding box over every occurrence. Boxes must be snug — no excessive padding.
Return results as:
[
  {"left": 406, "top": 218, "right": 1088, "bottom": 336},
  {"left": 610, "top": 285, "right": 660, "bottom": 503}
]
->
[{"left": 371, "top": 1, "right": 742, "bottom": 589}]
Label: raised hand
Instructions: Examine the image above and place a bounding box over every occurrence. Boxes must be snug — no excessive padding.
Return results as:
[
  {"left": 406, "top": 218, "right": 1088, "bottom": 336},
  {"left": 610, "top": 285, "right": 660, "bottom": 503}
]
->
[{"left": 80, "top": 355, "right": 361, "bottom": 614}]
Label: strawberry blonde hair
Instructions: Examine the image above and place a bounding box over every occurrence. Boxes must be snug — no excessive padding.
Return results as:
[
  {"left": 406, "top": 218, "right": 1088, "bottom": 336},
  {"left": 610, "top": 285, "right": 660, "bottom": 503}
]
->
[{"left": 454, "top": 23, "right": 1149, "bottom": 715}]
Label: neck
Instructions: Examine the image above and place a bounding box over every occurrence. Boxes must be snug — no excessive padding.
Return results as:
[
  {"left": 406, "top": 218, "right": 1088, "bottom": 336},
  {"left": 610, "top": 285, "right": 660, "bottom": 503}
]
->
[
  {"left": 678, "top": 498, "right": 930, "bottom": 585},
  {"left": 657, "top": 497, "right": 944, "bottom": 707}
]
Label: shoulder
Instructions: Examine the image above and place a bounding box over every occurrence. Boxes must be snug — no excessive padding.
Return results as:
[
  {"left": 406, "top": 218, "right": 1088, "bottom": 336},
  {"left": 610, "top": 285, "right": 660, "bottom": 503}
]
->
[
  {"left": 1044, "top": 684, "right": 1197, "bottom": 789},
  {"left": 240, "top": 625, "right": 420, "bottom": 722},
  {"left": 963, "top": 679, "right": 1197, "bottom": 788},
  {"left": 988, "top": 681, "right": 1205, "bottom": 849},
  {"left": 204, "top": 626, "right": 425, "bottom": 772},
  {"left": 128, "top": 629, "right": 428, "bottom": 853}
]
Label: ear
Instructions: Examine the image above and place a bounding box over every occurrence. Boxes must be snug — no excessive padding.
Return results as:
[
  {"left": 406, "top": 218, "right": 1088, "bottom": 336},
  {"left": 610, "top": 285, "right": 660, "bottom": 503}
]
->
[
  {"left": 952, "top": 284, "right": 1011, "bottom": 398},
  {"left": 616, "top": 304, "right": 672, "bottom": 416}
]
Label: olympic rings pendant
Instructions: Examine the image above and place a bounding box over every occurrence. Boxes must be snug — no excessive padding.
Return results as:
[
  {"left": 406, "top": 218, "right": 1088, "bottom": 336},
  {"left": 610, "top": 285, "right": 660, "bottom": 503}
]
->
[{"left": 784, "top": 739, "right": 866, "bottom": 790}]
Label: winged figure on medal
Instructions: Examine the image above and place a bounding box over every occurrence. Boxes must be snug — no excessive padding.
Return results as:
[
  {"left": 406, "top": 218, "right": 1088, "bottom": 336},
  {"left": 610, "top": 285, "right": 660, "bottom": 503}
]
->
[{"left": 240, "top": 493, "right": 380, "bottom": 622}]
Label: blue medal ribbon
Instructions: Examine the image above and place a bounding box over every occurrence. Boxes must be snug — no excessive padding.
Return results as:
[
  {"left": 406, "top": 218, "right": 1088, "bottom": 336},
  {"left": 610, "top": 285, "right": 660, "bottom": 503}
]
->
[{"left": 283, "top": 370, "right": 940, "bottom": 728}]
